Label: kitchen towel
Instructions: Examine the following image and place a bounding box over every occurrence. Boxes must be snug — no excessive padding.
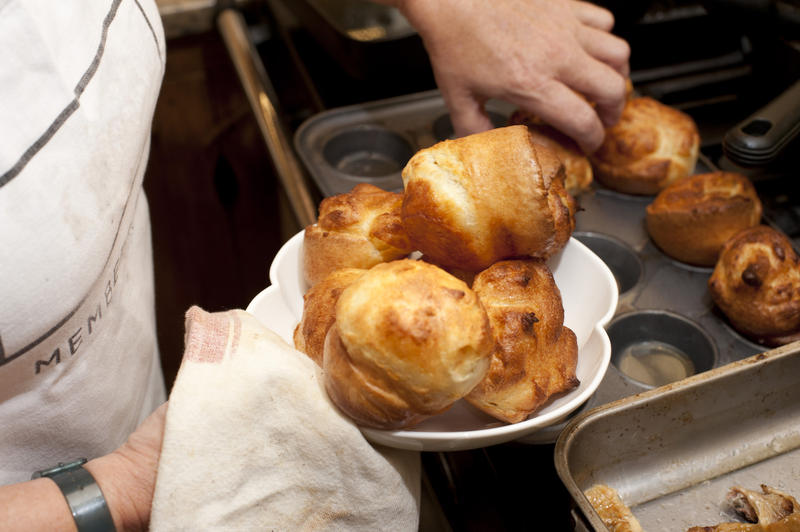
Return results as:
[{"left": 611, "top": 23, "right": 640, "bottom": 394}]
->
[{"left": 150, "top": 306, "right": 420, "bottom": 531}]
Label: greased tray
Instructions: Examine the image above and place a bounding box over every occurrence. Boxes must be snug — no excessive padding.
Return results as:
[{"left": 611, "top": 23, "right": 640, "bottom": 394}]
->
[
  {"left": 293, "top": 90, "right": 770, "bottom": 443},
  {"left": 555, "top": 341, "right": 800, "bottom": 531}
]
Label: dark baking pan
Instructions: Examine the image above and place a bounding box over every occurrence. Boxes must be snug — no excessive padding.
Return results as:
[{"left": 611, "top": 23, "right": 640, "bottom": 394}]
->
[{"left": 555, "top": 341, "right": 800, "bottom": 531}]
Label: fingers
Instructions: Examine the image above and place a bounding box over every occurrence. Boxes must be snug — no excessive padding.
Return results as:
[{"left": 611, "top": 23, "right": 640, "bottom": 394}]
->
[
  {"left": 441, "top": 87, "right": 495, "bottom": 138},
  {"left": 564, "top": 2, "right": 632, "bottom": 131},
  {"left": 513, "top": 80, "right": 606, "bottom": 153},
  {"left": 559, "top": 49, "right": 629, "bottom": 129},
  {"left": 579, "top": 26, "right": 631, "bottom": 78},
  {"left": 569, "top": 0, "right": 615, "bottom": 31},
  {"left": 415, "top": 0, "right": 631, "bottom": 150}
]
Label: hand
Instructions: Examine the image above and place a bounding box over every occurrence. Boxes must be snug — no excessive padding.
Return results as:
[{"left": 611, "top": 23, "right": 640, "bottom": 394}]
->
[
  {"left": 395, "top": 0, "right": 630, "bottom": 152},
  {"left": 85, "top": 402, "right": 168, "bottom": 532}
]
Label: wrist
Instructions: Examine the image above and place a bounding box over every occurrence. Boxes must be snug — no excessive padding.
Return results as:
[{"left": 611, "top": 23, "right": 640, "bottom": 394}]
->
[{"left": 84, "top": 452, "right": 155, "bottom": 532}]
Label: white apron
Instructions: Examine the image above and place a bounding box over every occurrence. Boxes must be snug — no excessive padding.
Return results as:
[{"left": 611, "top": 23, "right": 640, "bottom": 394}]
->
[{"left": 0, "top": 0, "right": 166, "bottom": 484}]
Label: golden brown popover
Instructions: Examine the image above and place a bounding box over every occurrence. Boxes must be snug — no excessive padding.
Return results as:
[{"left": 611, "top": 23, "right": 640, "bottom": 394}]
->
[
  {"left": 293, "top": 267, "right": 366, "bottom": 366},
  {"left": 303, "top": 183, "right": 413, "bottom": 287},
  {"left": 466, "top": 259, "right": 579, "bottom": 423},
  {"left": 591, "top": 97, "right": 700, "bottom": 195},
  {"left": 646, "top": 172, "right": 762, "bottom": 266},
  {"left": 323, "top": 259, "right": 493, "bottom": 429},
  {"left": 709, "top": 225, "right": 800, "bottom": 346},
  {"left": 508, "top": 110, "right": 593, "bottom": 195},
  {"left": 401, "top": 125, "right": 577, "bottom": 272}
]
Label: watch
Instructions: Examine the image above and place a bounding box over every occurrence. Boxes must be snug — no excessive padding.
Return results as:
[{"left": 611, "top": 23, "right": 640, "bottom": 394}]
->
[{"left": 32, "top": 458, "right": 116, "bottom": 532}]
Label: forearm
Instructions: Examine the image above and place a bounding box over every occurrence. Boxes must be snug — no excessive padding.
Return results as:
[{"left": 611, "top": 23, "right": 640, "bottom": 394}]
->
[
  {"left": 0, "top": 476, "right": 75, "bottom": 531},
  {"left": 0, "top": 454, "right": 150, "bottom": 532}
]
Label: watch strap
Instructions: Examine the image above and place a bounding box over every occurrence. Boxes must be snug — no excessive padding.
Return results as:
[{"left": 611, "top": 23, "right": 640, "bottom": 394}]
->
[{"left": 33, "top": 459, "right": 116, "bottom": 532}]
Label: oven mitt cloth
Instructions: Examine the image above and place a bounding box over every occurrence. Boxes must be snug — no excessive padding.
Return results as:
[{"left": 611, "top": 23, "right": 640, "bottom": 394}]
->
[{"left": 149, "top": 306, "right": 420, "bottom": 531}]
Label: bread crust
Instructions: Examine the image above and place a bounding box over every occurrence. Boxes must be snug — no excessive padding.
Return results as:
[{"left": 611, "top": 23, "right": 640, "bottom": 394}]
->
[
  {"left": 708, "top": 225, "right": 800, "bottom": 346},
  {"left": 591, "top": 97, "right": 700, "bottom": 195},
  {"left": 323, "top": 259, "right": 493, "bottom": 429},
  {"left": 293, "top": 268, "right": 366, "bottom": 366},
  {"left": 646, "top": 172, "right": 762, "bottom": 266},
  {"left": 466, "top": 260, "right": 579, "bottom": 423},
  {"left": 303, "top": 183, "right": 413, "bottom": 287},
  {"left": 509, "top": 110, "right": 593, "bottom": 195},
  {"left": 401, "top": 125, "right": 577, "bottom": 272}
]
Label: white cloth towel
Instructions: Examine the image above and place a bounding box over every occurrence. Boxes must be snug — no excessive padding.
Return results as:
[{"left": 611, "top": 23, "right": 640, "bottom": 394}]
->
[{"left": 150, "top": 306, "right": 421, "bottom": 531}]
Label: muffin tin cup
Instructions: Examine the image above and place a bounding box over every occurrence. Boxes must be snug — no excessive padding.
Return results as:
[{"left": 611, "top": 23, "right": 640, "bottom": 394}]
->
[
  {"left": 321, "top": 125, "right": 414, "bottom": 184},
  {"left": 573, "top": 232, "right": 643, "bottom": 295},
  {"left": 607, "top": 310, "right": 718, "bottom": 389},
  {"left": 294, "top": 90, "right": 516, "bottom": 196}
]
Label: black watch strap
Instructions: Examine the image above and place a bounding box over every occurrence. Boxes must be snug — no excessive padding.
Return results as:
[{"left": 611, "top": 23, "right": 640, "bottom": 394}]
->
[{"left": 32, "top": 459, "right": 116, "bottom": 532}]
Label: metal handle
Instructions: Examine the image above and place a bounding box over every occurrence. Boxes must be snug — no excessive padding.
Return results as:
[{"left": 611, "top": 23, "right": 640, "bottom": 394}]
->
[
  {"left": 723, "top": 79, "right": 800, "bottom": 167},
  {"left": 217, "top": 8, "right": 317, "bottom": 228}
]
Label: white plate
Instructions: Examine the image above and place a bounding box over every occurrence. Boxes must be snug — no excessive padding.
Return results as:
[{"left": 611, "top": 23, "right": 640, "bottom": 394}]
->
[{"left": 247, "top": 231, "right": 618, "bottom": 451}]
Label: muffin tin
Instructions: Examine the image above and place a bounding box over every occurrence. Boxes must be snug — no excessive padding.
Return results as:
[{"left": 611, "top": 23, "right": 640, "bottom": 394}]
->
[
  {"left": 295, "top": 90, "right": 513, "bottom": 197},
  {"left": 293, "top": 89, "right": 769, "bottom": 443}
]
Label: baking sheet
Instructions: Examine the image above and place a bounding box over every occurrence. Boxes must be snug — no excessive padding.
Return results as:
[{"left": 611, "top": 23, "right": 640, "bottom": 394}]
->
[{"left": 555, "top": 341, "right": 800, "bottom": 531}]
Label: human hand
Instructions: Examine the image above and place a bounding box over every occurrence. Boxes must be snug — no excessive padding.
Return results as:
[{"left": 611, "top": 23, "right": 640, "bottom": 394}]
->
[
  {"left": 85, "top": 402, "right": 168, "bottom": 532},
  {"left": 394, "top": 0, "right": 630, "bottom": 153}
]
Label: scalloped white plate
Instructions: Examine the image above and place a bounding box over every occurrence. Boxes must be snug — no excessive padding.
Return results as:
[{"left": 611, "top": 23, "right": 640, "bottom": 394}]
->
[{"left": 247, "top": 231, "right": 618, "bottom": 451}]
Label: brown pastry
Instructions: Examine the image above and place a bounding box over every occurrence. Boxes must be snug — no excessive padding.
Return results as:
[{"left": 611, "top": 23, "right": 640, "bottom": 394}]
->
[
  {"left": 688, "top": 485, "right": 800, "bottom": 531},
  {"left": 293, "top": 268, "right": 366, "bottom": 366},
  {"left": 466, "top": 259, "right": 579, "bottom": 423},
  {"left": 324, "top": 259, "right": 493, "bottom": 429},
  {"left": 401, "top": 125, "right": 577, "bottom": 272},
  {"left": 584, "top": 484, "right": 643, "bottom": 532},
  {"left": 591, "top": 97, "right": 700, "bottom": 195},
  {"left": 303, "top": 183, "right": 414, "bottom": 287},
  {"left": 419, "top": 255, "right": 477, "bottom": 287},
  {"left": 509, "top": 110, "right": 593, "bottom": 195},
  {"left": 646, "top": 172, "right": 762, "bottom": 266},
  {"left": 708, "top": 225, "right": 800, "bottom": 346}
]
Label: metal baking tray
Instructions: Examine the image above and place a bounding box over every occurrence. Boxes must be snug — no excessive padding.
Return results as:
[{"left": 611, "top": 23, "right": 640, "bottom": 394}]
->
[
  {"left": 555, "top": 341, "right": 800, "bottom": 531},
  {"left": 292, "top": 89, "right": 775, "bottom": 443}
]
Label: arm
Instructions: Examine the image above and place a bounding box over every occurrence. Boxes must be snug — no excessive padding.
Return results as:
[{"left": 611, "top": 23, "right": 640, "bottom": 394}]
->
[
  {"left": 376, "top": 0, "right": 631, "bottom": 153},
  {"left": 0, "top": 403, "right": 167, "bottom": 532}
]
